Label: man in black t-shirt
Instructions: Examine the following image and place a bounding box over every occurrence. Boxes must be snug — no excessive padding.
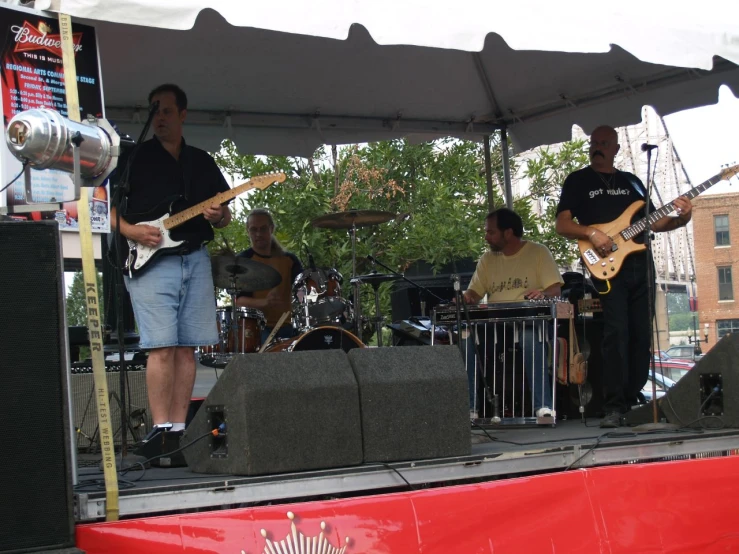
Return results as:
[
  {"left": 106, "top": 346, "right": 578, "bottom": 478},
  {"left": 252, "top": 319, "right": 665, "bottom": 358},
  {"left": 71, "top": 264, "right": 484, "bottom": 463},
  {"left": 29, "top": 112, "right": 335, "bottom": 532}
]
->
[
  {"left": 555, "top": 125, "right": 692, "bottom": 428},
  {"left": 111, "top": 84, "right": 232, "bottom": 445}
]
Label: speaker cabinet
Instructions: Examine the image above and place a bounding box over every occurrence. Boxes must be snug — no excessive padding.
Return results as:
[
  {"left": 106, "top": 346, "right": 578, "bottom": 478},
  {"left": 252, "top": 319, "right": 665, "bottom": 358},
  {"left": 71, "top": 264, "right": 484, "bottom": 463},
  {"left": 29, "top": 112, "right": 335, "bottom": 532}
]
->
[
  {"left": 183, "top": 350, "right": 363, "bottom": 475},
  {"left": 70, "top": 364, "right": 150, "bottom": 449},
  {"left": 0, "top": 221, "right": 77, "bottom": 553},
  {"left": 627, "top": 334, "right": 739, "bottom": 428},
  {"left": 663, "top": 334, "right": 739, "bottom": 426},
  {"left": 348, "top": 345, "right": 470, "bottom": 462}
]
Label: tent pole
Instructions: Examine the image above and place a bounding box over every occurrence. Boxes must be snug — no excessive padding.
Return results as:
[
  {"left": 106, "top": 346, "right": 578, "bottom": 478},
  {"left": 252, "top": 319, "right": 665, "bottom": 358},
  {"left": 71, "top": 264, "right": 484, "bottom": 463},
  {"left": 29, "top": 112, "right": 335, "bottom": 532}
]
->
[
  {"left": 483, "top": 135, "right": 494, "bottom": 212},
  {"left": 500, "top": 128, "right": 513, "bottom": 208}
]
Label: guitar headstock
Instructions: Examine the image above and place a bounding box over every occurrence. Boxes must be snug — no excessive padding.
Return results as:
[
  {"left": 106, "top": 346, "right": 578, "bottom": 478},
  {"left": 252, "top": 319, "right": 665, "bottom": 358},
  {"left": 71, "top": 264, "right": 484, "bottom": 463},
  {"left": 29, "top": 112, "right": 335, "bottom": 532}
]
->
[
  {"left": 720, "top": 164, "right": 739, "bottom": 182},
  {"left": 247, "top": 172, "right": 287, "bottom": 190}
]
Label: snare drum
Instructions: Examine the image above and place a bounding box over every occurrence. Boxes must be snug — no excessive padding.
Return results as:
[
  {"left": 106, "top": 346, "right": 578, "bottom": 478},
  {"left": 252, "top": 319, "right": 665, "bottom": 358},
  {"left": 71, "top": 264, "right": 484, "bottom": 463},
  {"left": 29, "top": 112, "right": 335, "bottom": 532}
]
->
[
  {"left": 264, "top": 327, "right": 364, "bottom": 353},
  {"left": 199, "top": 307, "right": 266, "bottom": 366},
  {"left": 293, "top": 268, "right": 354, "bottom": 330}
]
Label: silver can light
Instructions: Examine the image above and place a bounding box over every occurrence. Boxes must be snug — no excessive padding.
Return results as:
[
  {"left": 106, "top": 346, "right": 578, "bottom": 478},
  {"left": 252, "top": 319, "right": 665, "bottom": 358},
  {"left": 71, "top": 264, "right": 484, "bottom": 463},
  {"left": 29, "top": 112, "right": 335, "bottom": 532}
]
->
[{"left": 6, "top": 108, "right": 115, "bottom": 180}]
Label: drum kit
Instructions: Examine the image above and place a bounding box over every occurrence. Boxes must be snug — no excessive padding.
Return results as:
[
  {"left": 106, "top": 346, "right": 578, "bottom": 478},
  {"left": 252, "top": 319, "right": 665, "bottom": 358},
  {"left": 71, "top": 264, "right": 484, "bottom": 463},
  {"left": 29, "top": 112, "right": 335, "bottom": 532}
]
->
[{"left": 199, "top": 209, "right": 402, "bottom": 367}]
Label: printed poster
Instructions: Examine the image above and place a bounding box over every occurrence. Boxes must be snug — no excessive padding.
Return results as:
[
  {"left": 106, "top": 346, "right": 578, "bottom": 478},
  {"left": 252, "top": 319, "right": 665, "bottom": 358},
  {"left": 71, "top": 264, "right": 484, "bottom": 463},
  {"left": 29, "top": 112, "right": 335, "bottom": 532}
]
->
[{"left": 0, "top": 5, "right": 108, "bottom": 232}]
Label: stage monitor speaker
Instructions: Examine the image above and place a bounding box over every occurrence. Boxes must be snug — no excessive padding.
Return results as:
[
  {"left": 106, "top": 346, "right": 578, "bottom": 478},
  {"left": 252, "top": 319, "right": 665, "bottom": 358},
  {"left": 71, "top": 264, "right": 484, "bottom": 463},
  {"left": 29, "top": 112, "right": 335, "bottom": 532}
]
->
[
  {"left": 0, "top": 221, "right": 77, "bottom": 553},
  {"left": 347, "top": 345, "right": 470, "bottom": 462},
  {"left": 625, "top": 334, "right": 739, "bottom": 427},
  {"left": 70, "top": 364, "right": 151, "bottom": 449},
  {"left": 183, "top": 350, "right": 363, "bottom": 475}
]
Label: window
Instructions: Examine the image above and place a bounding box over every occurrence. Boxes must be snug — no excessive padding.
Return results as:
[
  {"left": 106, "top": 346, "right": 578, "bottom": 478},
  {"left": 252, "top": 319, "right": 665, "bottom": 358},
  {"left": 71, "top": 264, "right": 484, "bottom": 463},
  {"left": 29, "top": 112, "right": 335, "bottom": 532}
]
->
[
  {"left": 715, "top": 214, "right": 730, "bottom": 246},
  {"left": 717, "top": 319, "right": 739, "bottom": 340},
  {"left": 718, "top": 266, "right": 734, "bottom": 301}
]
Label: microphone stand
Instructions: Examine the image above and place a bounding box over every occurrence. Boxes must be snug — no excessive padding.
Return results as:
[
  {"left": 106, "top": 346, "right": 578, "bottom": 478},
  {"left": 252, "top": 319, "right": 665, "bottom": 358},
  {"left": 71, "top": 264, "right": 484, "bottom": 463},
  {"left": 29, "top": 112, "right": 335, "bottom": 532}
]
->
[
  {"left": 366, "top": 254, "right": 445, "bottom": 304},
  {"left": 109, "top": 103, "right": 157, "bottom": 457},
  {"left": 643, "top": 147, "right": 673, "bottom": 429}
]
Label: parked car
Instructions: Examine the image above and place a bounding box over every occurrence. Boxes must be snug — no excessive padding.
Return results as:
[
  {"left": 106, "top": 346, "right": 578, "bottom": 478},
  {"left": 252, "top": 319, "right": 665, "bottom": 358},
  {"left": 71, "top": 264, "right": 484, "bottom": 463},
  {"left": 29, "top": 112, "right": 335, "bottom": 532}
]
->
[
  {"left": 665, "top": 345, "right": 704, "bottom": 364},
  {"left": 652, "top": 352, "right": 693, "bottom": 382},
  {"left": 640, "top": 373, "right": 678, "bottom": 404}
]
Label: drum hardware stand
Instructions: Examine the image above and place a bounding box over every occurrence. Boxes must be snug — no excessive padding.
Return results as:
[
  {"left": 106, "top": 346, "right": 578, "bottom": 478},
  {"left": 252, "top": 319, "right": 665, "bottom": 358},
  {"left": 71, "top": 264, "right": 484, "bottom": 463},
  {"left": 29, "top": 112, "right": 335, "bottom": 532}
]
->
[{"left": 349, "top": 221, "right": 362, "bottom": 342}]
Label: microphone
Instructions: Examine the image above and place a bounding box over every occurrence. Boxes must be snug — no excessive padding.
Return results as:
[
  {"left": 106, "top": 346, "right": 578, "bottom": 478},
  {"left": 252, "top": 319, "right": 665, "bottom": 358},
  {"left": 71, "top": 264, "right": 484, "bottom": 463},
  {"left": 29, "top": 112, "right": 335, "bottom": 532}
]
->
[
  {"left": 149, "top": 100, "right": 160, "bottom": 114},
  {"left": 641, "top": 143, "right": 658, "bottom": 152}
]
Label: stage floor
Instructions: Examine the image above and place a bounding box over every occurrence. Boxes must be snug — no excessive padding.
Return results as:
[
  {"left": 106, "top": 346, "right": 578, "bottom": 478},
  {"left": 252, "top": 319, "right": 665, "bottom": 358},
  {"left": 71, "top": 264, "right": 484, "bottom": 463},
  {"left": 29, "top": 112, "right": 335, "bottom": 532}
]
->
[{"left": 73, "top": 418, "right": 739, "bottom": 522}]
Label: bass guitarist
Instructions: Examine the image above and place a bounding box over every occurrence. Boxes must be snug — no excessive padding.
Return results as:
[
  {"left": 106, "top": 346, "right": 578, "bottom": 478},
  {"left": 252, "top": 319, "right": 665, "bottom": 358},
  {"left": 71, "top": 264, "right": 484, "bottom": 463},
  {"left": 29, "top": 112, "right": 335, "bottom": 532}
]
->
[
  {"left": 555, "top": 125, "right": 691, "bottom": 428},
  {"left": 111, "top": 83, "right": 232, "bottom": 447}
]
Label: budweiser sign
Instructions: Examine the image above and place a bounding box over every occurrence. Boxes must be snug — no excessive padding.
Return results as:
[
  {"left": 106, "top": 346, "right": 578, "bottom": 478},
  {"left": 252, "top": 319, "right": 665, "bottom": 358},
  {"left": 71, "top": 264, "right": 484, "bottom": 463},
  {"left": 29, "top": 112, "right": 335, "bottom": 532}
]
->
[{"left": 11, "top": 21, "right": 82, "bottom": 56}]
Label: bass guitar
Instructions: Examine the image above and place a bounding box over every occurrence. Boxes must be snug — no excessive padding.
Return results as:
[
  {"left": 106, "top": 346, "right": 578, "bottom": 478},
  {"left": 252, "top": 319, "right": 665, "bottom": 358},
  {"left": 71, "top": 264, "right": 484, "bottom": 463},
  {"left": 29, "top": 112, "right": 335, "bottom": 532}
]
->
[
  {"left": 579, "top": 165, "right": 738, "bottom": 281},
  {"left": 124, "top": 172, "right": 285, "bottom": 276}
]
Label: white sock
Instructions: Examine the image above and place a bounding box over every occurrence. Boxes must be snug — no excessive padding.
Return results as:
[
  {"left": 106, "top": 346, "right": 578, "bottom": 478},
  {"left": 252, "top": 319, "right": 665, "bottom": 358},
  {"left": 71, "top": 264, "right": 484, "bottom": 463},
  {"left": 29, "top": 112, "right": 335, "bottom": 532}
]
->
[
  {"left": 170, "top": 422, "right": 186, "bottom": 432},
  {"left": 154, "top": 422, "right": 172, "bottom": 429}
]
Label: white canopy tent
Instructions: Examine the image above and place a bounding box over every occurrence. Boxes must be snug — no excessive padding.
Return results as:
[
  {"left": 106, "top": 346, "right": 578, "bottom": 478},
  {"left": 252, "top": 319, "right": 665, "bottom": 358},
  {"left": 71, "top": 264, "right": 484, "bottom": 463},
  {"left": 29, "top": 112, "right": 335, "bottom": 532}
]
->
[{"left": 28, "top": 1, "right": 739, "bottom": 196}]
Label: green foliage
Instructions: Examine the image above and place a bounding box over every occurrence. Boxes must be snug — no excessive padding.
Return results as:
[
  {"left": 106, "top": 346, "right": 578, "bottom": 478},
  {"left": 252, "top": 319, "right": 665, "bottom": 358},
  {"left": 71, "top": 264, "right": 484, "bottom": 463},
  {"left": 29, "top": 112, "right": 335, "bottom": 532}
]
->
[
  {"left": 666, "top": 291, "right": 690, "bottom": 314},
  {"left": 65, "top": 271, "right": 104, "bottom": 326},
  {"left": 669, "top": 312, "right": 696, "bottom": 332},
  {"left": 524, "top": 139, "right": 590, "bottom": 267},
  {"left": 210, "top": 136, "right": 589, "bottom": 342}
]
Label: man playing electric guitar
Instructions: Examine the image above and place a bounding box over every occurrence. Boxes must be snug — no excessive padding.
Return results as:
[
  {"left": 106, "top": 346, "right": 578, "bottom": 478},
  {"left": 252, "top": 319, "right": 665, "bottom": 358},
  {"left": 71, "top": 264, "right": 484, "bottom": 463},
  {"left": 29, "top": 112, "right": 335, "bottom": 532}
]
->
[
  {"left": 111, "top": 83, "right": 232, "bottom": 448},
  {"left": 555, "top": 125, "right": 692, "bottom": 428}
]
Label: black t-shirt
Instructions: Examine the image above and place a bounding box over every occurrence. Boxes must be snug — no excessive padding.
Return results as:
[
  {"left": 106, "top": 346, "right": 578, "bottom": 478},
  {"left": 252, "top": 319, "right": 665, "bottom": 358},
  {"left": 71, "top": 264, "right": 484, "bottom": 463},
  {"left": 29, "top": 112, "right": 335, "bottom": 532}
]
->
[
  {"left": 557, "top": 166, "right": 656, "bottom": 228},
  {"left": 124, "top": 136, "right": 230, "bottom": 245}
]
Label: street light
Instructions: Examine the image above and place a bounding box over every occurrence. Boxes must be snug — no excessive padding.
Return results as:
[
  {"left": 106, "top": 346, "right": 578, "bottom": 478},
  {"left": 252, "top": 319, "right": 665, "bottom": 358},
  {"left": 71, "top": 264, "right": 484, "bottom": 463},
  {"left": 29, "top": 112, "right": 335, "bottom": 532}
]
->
[{"left": 689, "top": 316, "right": 709, "bottom": 355}]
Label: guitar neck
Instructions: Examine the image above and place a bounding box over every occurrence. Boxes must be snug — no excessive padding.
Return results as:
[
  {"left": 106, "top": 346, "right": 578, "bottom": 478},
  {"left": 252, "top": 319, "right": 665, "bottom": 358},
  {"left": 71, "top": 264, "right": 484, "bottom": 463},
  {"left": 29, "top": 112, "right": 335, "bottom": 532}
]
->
[
  {"left": 162, "top": 181, "right": 255, "bottom": 230},
  {"left": 621, "top": 174, "right": 722, "bottom": 240}
]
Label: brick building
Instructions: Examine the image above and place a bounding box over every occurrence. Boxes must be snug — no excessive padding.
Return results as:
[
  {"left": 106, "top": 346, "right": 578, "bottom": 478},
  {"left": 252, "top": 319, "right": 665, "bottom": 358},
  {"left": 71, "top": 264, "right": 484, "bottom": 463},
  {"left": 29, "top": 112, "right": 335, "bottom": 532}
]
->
[{"left": 692, "top": 192, "right": 739, "bottom": 352}]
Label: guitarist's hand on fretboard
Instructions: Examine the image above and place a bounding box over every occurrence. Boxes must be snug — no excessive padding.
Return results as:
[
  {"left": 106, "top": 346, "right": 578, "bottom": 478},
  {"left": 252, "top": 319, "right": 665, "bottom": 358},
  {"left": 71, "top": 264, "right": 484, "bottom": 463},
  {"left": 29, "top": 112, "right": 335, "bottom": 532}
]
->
[
  {"left": 588, "top": 228, "right": 613, "bottom": 257},
  {"left": 203, "top": 203, "right": 226, "bottom": 226}
]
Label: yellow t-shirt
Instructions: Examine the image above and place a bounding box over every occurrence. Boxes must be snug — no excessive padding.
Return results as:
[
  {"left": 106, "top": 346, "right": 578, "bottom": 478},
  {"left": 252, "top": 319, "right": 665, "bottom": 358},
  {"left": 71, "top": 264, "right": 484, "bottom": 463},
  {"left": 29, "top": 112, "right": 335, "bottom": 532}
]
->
[{"left": 467, "top": 241, "right": 563, "bottom": 302}]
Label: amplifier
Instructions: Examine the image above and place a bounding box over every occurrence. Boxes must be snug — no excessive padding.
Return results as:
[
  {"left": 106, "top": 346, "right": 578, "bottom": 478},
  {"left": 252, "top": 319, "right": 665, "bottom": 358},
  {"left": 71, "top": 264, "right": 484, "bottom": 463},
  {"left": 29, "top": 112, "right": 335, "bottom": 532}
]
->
[{"left": 69, "top": 362, "right": 150, "bottom": 450}]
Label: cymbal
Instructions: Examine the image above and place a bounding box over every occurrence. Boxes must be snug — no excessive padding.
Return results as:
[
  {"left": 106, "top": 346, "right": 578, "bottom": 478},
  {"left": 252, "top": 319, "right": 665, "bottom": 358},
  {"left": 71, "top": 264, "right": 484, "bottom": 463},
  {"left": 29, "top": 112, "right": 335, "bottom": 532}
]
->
[
  {"left": 311, "top": 210, "right": 395, "bottom": 229},
  {"left": 211, "top": 256, "right": 282, "bottom": 292},
  {"left": 350, "top": 272, "right": 402, "bottom": 286}
]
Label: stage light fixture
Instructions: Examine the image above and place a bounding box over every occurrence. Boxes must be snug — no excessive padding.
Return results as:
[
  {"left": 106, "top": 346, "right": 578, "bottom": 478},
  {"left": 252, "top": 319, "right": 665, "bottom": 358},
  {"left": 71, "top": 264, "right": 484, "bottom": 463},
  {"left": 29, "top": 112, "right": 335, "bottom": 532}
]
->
[{"left": 5, "top": 108, "right": 126, "bottom": 192}]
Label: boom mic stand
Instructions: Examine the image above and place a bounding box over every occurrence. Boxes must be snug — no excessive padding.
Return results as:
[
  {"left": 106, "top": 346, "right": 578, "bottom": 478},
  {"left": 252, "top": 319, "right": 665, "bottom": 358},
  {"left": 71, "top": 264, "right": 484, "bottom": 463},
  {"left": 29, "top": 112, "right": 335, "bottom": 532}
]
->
[
  {"left": 366, "top": 254, "right": 445, "bottom": 307},
  {"left": 109, "top": 102, "right": 158, "bottom": 457},
  {"left": 642, "top": 145, "right": 677, "bottom": 430}
]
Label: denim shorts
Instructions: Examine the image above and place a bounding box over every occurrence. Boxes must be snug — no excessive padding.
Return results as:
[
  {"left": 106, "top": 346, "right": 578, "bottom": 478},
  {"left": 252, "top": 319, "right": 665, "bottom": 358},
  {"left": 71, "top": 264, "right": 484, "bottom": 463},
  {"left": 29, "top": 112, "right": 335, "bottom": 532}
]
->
[{"left": 124, "top": 246, "right": 218, "bottom": 349}]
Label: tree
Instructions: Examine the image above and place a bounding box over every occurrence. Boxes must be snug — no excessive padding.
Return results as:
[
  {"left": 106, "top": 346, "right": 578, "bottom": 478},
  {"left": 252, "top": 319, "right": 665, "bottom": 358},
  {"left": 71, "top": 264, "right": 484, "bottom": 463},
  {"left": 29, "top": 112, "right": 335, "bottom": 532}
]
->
[
  {"left": 523, "top": 139, "right": 590, "bottom": 268},
  {"left": 210, "top": 135, "right": 589, "bottom": 342},
  {"left": 66, "top": 271, "right": 104, "bottom": 327}
]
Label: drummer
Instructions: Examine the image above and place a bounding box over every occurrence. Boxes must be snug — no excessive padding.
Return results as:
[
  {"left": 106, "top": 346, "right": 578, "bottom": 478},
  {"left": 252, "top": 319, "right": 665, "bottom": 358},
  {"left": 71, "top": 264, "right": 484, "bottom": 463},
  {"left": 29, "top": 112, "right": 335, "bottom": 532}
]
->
[{"left": 235, "top": 208, "right": 304, "bottom": 342}]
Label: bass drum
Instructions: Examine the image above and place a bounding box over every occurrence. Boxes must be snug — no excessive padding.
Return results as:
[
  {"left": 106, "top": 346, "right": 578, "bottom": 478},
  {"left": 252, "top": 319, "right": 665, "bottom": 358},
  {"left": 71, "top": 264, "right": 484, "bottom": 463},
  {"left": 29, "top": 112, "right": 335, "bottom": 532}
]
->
[{"left": 265, "top": 327, "right": 365, "bottom": 353}]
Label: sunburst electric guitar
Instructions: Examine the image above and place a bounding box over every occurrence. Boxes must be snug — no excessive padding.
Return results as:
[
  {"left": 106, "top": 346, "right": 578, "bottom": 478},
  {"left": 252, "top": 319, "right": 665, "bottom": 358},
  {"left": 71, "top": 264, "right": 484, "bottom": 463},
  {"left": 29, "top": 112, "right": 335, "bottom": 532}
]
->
[
  {"left": 124, "top": 172, "right": 286, "bottom": 276},
  {"left": 579, "top": 165, "right": 739, "bottom": 281}
]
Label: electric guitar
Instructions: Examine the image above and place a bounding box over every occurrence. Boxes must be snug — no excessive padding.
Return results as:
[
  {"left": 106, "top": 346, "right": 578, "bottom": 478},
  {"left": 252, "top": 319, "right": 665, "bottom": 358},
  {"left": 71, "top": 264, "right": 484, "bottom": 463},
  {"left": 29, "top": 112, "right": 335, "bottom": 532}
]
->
[
  {"left": 124, "top": 172, "right": 286, "bottom": 276},
  {"left": 579, "top": 165, "right": 739, "bottom": 281}
]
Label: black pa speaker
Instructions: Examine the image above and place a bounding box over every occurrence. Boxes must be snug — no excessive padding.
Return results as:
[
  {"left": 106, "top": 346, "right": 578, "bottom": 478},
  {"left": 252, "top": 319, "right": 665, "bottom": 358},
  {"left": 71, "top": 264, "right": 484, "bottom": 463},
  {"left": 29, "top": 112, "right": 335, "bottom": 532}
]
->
[
  {"left": 626, "top": 334, "right": 739, "bottom": 427},
  {"left": 183, "top": 350, "right": 363, "bottom": 475},
  {"left": 347, "top": 345, "right": 470, "bottom": 462},
  {"left": 0, "top": 221, "right": 78, "bottom": 553}
]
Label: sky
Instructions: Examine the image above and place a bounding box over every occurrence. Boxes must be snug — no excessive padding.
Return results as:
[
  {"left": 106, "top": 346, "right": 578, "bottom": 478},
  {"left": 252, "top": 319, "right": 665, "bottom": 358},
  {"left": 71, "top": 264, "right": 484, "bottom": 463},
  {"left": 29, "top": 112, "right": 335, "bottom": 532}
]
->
[{"left": 663, "top": 86, "right": 739, "bottom": 195}]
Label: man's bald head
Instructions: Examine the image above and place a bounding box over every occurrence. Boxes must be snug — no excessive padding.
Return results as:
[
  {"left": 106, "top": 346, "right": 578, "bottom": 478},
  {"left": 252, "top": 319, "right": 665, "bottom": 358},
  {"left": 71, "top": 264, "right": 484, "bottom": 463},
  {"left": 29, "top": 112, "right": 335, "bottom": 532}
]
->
[{"left": 589, "top": 125, "right": 620, "bottom": 171}]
